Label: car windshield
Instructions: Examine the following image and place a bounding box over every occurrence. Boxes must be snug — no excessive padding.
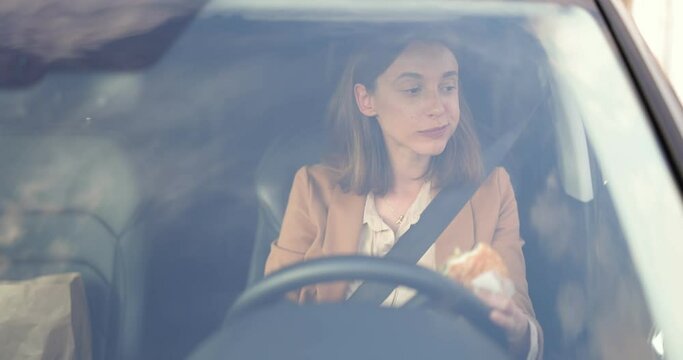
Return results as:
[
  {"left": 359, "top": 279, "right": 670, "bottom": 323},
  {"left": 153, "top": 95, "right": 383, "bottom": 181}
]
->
[{"left": 1, "top": 0, "right": 682, "bottom": 359}]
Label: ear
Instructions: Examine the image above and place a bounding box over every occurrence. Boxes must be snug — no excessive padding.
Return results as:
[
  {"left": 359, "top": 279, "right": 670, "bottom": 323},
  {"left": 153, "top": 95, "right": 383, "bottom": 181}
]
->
[{"left": 354, "top": 83, "right": 377, "bottom": 117}]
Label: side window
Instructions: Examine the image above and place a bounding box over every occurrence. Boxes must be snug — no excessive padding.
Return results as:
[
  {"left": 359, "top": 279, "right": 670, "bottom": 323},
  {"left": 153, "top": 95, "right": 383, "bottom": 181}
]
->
[
  {"left": 519, "top": 8, "right": 675, "bottom": 358},
  {"left": 519, "top": 90, "right": 659, "bottom": 359},
  {"left": 586, "top": 167, "right": 657, "bottom": 359},
  {"left": 516, "top": 119, "right": 658, "bottom": 358}
]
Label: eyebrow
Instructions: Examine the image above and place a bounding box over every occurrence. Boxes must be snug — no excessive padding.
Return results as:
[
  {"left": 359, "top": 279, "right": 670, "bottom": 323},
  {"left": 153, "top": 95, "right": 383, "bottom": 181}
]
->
[
  {"left": 442, "top": 70, "right": 459, "bottom": 79},
  {"left": 394, "top": 70, "right": 459, "bottom": 82}
]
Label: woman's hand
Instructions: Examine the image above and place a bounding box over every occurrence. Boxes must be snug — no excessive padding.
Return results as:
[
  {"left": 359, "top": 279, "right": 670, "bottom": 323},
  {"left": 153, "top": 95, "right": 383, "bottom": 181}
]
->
[{"left": 475, "top": 289, "right": 530, "bottom": 356}]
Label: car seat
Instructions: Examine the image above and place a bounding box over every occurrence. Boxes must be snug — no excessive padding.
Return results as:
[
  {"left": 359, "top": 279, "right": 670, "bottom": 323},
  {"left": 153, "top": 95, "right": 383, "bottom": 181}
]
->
[
  {"left": 0, "top": 135, "right": 146, "bottom": 360},
  {"left": 248, "top": 132, "right": 325, "bottom": 286}
]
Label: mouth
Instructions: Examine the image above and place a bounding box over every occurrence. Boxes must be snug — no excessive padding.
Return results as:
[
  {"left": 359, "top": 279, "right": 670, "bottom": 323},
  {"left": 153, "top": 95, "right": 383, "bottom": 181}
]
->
[{"left": 418, "top": 124, "right": 450, "bottom": 139}]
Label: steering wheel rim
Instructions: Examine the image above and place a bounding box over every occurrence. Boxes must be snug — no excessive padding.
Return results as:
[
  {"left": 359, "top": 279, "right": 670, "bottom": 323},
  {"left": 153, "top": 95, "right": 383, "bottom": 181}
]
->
[{"left": 228, "top": 256, "right": 506, "bottom": 346}]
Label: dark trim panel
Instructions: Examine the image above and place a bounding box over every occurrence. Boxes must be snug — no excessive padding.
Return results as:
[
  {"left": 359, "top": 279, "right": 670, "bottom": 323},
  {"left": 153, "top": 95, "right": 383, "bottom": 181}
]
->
[{"left": 594, "top": 0, "right": 683, "bottom": 189}]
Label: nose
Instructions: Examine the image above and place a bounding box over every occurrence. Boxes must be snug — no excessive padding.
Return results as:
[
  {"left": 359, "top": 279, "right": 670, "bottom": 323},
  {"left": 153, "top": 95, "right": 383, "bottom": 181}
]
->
[{"left": 425, "top": 89, "right": 446, "bottom": 118}]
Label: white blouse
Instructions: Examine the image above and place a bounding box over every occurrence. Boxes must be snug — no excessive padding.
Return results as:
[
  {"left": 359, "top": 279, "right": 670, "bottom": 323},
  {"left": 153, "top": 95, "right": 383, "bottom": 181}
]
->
[{"left": 346, "top": 180, "right": 436, "bottom": 306}]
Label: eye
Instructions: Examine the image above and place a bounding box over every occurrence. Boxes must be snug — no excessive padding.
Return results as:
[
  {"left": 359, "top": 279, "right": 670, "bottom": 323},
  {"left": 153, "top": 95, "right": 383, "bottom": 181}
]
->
[
  {"left": 441, "top": 84, "right": 458, "bottom": 93},
  {"left": 402, "top": 87, "right": 421, "bottom": 95}
]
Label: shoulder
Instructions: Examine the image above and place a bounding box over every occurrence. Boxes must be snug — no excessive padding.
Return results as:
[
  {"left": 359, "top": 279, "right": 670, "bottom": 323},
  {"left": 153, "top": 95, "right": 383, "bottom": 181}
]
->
[
  {"left": 468, "top": 167, "right": 520, "bottom": 236},
  {"left": 293, "top": 163, "right": 341, "bottom": 189},
  {"left": 472, "top": 166, "right": 516, "bottom": 205},
  {"left": 291, "top": 163, "right": 344, "bottom": 206}
]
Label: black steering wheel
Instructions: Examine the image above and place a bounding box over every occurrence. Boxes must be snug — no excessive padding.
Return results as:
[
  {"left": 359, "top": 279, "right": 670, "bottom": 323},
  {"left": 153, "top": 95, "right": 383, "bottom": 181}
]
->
[{"left": 228, "top": 255, "right": 506, "bottom": 346}]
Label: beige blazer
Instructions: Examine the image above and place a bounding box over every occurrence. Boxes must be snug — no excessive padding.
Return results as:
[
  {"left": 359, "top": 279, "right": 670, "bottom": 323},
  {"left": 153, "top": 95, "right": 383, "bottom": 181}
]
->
[{"left": 265, "top": 164, "right": 542, "bottom": 355}]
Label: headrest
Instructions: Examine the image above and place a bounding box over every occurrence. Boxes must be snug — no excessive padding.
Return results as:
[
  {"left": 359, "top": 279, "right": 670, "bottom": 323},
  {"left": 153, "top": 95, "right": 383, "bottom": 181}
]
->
[
  {"left": 254, "top": 132, "right": 325, "bottom": 229},
  {"left": 0, "top": 135, "right": 138, "bottom": 236}
]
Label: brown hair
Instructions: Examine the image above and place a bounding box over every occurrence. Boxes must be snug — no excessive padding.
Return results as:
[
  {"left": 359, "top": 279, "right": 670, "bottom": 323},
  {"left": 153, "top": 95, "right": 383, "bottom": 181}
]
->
[{"left": 326, "top": 35, "right": 483, "bottom": 196}]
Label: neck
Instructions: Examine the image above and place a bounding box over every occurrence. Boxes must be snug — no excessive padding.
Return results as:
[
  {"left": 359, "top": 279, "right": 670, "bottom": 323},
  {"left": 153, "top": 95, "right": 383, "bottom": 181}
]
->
[{"left": 386, "top": 146, "right": 430, "bottom": 196}]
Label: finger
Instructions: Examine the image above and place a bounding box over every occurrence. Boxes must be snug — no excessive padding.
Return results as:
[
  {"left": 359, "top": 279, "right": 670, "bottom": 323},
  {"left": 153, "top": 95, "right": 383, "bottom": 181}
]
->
[
  {"left": 490, "top": 310, "right": 516, "bottom": 331},
  {"left": 474, "top": 289, "right": 500, "bottom": 304},
  {"left": 474, "top": 290, "right": 495, "bottom": 306},
  {"left": 476, "top": 290, "right": 513, "bottom": 313}
]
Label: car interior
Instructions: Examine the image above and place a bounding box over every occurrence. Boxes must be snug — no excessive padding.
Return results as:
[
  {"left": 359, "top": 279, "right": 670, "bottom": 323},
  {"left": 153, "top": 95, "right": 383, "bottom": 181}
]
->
[
  {"left": 0, "top": 136, "right": 145, "bottom": 359},
  {"left": 0, "top": 9, "right": 657, "bottom": 360}
]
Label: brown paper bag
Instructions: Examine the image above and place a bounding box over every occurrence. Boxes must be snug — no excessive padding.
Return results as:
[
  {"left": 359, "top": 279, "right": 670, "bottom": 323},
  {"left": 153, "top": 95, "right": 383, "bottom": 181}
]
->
[{"left": 0, "top": 272, "right": 92, "bottom": 360}]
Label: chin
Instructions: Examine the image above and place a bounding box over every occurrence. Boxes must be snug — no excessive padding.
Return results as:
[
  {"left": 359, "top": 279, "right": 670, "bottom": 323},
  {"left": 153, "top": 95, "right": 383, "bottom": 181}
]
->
[{"left": 415, "top": 142, "right": 449, "bottom": 157}]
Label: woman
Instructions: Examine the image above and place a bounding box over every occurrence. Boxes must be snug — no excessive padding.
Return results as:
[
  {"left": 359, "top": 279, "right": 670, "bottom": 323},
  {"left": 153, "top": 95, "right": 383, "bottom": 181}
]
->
[{"left": 264, "top": 34, "right": 542, "bottom": 359}]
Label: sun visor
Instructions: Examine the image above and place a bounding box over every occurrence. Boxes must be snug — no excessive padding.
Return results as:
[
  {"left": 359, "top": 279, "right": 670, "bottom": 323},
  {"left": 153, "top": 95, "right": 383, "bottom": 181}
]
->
[{"left": 0, "top": 0, "right": 207, "bottom": 87}]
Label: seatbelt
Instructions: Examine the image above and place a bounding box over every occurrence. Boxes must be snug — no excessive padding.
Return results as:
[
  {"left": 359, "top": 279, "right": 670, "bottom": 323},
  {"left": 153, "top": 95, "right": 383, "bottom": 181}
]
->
[{"left": 347, "top": 97, "right": 545, "bottom": 305}]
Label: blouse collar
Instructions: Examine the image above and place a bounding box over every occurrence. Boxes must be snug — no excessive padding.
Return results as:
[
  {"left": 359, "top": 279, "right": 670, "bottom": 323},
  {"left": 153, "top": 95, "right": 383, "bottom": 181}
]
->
[{"left": 363, "top": 181, "right": 434, "bottom": 233}]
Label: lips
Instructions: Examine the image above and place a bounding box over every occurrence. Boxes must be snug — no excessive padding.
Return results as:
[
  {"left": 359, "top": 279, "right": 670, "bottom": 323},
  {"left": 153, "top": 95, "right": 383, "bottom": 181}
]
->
[{"left": 418, "top": 124, "right": 450, "bottom": 139}]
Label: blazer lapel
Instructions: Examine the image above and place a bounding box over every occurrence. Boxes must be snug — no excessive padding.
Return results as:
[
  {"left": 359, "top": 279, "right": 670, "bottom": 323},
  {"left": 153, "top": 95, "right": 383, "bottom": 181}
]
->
[
  {"left": 316, "top": 185, "right": 365, "bottom": 302},
  {"left": 434, "top": 200, "right": 477, "bottom": 269},
  {"left": 321, "top": 187, "right": 365, "bottom": 255}
]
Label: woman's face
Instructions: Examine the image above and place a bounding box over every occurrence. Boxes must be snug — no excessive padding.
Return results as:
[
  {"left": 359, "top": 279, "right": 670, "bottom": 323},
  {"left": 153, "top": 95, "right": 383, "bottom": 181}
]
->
[{"left": 355, "top": 41, "right": 460, "bottom": 160}]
